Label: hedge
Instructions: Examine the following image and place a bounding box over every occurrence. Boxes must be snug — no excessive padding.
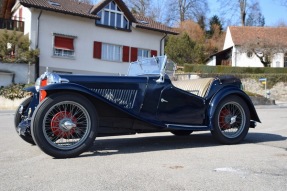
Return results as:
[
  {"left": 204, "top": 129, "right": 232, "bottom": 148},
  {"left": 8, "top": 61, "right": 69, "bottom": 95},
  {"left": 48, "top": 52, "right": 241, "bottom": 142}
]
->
[
  {"left": 183, "top": 64, "right": 287, "bottom": 89},
  {"left": 184, "top": 64, "right": 287, "bottom": 74}
]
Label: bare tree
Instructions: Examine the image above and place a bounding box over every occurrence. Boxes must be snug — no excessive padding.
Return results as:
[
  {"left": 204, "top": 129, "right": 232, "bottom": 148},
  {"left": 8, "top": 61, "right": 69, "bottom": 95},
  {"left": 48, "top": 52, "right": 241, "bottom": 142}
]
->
[
  {"left": 166, "top": 0, "right": 209, "bottom": 26},
  {"left": 217, "top": 0, "right": 262, "bottom": 26},
  {"left": 240, "top": 37, "right": 285, "bottom": 67},
  {"left": 123, "top": 0, "right": 151, "bottom": 17}
]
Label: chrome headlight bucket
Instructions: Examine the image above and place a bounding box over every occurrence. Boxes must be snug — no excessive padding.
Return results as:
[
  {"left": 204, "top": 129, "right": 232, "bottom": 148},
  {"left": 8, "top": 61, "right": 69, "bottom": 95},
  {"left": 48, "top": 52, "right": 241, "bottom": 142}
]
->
[
  {"left": 34, "top": 72, "right": 69, "bottom": 92},
  {"left": 35, "top": 77, "right": 41, "bottom": 92}
]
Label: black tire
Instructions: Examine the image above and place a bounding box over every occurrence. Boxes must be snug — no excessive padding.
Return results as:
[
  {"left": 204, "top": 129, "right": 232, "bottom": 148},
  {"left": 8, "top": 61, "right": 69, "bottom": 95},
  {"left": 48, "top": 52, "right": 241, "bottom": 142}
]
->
[
  {"left": 14, "top": 97, "right": 35, "bottom": 145},
  {"left": 171, "top": 130, "right": 193, "bottom": 136},
  {"left": 31, "top": 93, "right": 98, "bottom": 158},
  {"left": 211, "top": 95, "right": 250, "bottom": 144}
]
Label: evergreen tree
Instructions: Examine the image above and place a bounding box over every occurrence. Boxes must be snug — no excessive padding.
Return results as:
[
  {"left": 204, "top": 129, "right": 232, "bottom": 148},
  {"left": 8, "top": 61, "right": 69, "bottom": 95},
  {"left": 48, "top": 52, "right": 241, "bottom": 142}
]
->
[
  {"left": 208, "top": 15, "right": 223, "bottom": 36},
  {"left": 165, "top": 33, "right": 205, "bottom": 65}
]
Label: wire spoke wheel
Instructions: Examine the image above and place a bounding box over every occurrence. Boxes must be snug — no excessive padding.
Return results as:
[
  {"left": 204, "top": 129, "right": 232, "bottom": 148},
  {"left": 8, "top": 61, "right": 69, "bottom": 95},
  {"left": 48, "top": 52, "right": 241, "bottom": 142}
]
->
[
  {"left": 218, "top": 102, "right": 245, "bottom": 139},
  {"left": 43, "top": 101, "right": 91, "bottom": 150},
  {"left": 211, "top": 95, "right": 250, "bottom": 144},
  {"left": 31, "top": 93, "right": 98, "bottom": 158}
]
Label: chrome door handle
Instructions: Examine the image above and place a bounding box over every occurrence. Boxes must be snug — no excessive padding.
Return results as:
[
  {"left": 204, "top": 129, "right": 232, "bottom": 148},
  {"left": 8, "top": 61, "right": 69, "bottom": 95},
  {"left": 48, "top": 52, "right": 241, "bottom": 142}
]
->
[{"left": 161, "top": 98, "right": 168, "bottom": 103}]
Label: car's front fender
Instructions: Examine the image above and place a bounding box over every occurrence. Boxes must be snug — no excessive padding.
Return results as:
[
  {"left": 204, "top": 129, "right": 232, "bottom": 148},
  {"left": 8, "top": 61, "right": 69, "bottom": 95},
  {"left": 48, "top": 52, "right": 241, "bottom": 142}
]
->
[
  {"left": 24, "top": 86, "right": 37, "bottom": 94},
  {"left": 208, "top": 86, "right": 261, "bottom": 129},
  {"left": 41, "top": 83, "right": 106, "bottom": 102}
]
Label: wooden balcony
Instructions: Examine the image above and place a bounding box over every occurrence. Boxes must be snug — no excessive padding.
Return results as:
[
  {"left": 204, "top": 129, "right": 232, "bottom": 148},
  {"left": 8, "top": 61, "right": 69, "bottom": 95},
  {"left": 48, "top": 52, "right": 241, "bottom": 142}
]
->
[{"left": 0, "top": 19, "right": 24, "bottom": 32}]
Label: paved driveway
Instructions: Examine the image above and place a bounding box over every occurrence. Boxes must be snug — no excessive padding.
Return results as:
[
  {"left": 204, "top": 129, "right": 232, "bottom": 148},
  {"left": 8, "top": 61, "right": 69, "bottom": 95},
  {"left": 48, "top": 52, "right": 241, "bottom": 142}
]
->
[{"left": 0, "top": 107, "right": 286, "bottom": 191}]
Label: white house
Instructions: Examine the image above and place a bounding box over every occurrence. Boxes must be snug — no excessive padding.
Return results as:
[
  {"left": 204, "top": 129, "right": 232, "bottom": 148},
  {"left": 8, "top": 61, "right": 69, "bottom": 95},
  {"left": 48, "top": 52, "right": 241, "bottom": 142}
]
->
[
  {"left": 207, "top": 26, "right": 287, "bottom": 68},
  {"left": 9, "top": 0, "right": 177, "bottom": 76}
]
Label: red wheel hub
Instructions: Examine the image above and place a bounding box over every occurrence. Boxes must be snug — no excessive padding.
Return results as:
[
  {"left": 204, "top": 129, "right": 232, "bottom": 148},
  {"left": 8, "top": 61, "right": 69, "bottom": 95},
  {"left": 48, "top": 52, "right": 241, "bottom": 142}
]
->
[
  {"left": 50, "top": 111, "right": 77, "bottom": 138},
  {"left": 219, "top": 108, "right": 231, "bottom": 130}
]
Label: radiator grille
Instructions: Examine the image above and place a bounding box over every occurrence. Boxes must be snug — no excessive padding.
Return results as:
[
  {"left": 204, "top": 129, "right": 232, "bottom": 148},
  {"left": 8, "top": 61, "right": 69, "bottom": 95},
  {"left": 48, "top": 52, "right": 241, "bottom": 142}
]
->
[{"left": 90, "top": 89, "right": 138, "bottom": 109}]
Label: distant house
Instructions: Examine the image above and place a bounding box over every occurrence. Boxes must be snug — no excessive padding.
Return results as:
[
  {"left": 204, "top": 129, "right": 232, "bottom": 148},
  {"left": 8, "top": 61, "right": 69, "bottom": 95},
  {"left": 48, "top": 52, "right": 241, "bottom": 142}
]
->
[
  {"left": 6, "top": 0, "right": 177, "bottom": 76},
  {"left": 207, "top": 26, "right": 287, "bottom": 68}
]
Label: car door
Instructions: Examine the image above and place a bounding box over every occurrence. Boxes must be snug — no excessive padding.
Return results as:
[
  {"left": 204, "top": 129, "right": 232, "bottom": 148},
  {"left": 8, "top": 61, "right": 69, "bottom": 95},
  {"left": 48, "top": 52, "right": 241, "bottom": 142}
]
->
[{"left": 157, "top": 86, "right": 206, "bottom": 125}]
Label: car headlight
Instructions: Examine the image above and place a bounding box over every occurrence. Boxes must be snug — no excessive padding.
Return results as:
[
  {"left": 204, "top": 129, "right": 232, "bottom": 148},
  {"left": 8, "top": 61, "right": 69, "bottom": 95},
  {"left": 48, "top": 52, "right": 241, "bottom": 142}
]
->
[
  {"left": 34, "top": 72, "right": 69, "bottom": 92},
  {"left": 35, "top": 77, "right": 41, "bottom": 92},
  {"left": 47, "top": 73, "right": 62, "bottom": 85}
]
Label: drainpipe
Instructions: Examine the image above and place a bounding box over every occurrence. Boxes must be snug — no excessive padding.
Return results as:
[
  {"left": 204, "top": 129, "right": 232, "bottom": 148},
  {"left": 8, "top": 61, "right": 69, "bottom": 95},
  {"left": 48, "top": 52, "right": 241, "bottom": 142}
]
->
[
  {"left": 160, "top": 33, "right": 167, "bottom": 56},
  {"left": 35, "top": 10, "right": 42, "bottom": 78}
]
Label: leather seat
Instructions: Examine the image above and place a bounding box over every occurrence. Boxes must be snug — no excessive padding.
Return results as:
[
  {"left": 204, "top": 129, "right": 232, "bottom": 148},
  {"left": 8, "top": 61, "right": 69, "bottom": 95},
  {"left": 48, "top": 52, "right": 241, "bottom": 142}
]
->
[{"left": 171, "top": 78, "right": 214, "bottom": 97}]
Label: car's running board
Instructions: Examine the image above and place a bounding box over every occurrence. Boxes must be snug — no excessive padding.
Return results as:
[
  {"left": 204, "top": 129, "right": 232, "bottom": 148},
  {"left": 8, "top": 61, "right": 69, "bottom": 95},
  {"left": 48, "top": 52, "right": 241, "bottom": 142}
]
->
[{"left": 166, "top": 124, "right": 210, "bottom": 131}]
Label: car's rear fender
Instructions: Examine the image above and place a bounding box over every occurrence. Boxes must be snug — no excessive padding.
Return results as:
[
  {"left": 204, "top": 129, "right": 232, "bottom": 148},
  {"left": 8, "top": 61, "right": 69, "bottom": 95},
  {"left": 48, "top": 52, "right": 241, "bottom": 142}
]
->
[{"left": 208, "top": 86, "right": 261, "bottom": 130}]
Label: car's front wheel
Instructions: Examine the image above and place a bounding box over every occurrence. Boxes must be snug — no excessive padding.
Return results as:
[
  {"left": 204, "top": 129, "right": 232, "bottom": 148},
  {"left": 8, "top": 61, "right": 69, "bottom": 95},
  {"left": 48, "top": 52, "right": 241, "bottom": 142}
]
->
[
  {"left": 31, "top": 93, "right": 98, "bottom": 158},
  {"left": 211, "top": 95, "right": 250, "bottom": 144}
]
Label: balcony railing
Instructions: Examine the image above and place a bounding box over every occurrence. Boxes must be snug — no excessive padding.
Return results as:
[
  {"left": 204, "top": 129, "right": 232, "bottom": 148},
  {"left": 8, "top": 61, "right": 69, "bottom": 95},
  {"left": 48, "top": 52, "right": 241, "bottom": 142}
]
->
[{"left": 0, "top": 19, "right": 24, "bottom": 32}]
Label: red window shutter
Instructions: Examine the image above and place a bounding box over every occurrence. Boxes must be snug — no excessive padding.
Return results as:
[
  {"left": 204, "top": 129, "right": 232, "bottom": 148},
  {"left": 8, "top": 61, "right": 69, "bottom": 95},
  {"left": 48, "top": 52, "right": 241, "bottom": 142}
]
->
[
  {"left": 54, "top": 36, "right": 74, "bottom": 50},
  {"left": 130, "top": 47, "right": 138, "bottom": 62},
  {"left": 122, "top": 46, "right": 130, "bottom": 62},
  {"left": 151, "top": 50, "right": 157, "bottom": 57},
  {"left": 93, "top": 41, "right": 102, "bottom": 59}
]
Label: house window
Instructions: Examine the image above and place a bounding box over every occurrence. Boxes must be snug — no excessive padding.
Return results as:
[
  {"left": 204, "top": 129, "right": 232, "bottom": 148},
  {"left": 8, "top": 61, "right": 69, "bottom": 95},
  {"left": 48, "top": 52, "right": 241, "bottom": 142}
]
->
[
  {"left": 131, "top": 47, "right": 158, "bottom": 62},
  {"left": 247, "top": 51, "right": 253, "bottom": 58},
  {"left": 138, "top": 49, "right": 150, "bottom": 60},
  {"left": 284, "top": 53, "right": 287, "bottom": 68},
  {"left": 96, "top": 1, "right": 129, "bottom": 30},
  {"left": 53, "top": 36, "right": 75, "bottom": 58},
  {"left": 102, "top": 43, "right": 122, "bottom": 62}
]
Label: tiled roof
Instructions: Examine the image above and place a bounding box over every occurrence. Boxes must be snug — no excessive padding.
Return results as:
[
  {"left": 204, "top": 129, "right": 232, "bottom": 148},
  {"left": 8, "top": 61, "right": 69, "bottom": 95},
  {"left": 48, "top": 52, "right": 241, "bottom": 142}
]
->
[
  {"left": 19, "top": 0, "right": 99, "bottom": 19},
  {"left": 18, "top": 0, "right": 178, "bottom": 34},
  {"left": 134, "top": 15, "right": 178, "bottom": 35},
  {"left": 229, "top": 26, "right": 287, "bottom": 47}
]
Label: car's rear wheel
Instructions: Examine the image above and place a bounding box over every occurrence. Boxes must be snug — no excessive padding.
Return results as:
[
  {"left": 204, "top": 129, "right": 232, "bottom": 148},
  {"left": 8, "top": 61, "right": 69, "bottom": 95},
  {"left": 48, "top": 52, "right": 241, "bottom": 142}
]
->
[
  {"left": 211, "top": 95, "right": 250, "bottom": 144},
  {"left": 14, "top": 97, "right": 35, "bottom": 145},
  {"left": 31, "top": 93, "right": 98, "bottom": 158},
  {"left": 171, "top": 130, "right": 193, "bottom": 136}
]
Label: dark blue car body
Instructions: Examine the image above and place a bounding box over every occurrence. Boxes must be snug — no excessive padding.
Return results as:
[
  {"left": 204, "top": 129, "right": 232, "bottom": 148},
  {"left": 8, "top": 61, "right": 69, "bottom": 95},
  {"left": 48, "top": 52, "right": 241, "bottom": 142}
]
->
[{"left": 15, "top": 56, "right": 260, "bottom": 158}]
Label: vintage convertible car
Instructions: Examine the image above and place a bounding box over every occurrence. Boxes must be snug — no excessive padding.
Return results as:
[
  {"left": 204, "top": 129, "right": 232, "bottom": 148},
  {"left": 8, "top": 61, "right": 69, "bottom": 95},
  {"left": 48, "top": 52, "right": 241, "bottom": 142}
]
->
[{"left": 15, "top": 56, "right": 260, "bottom": 158}]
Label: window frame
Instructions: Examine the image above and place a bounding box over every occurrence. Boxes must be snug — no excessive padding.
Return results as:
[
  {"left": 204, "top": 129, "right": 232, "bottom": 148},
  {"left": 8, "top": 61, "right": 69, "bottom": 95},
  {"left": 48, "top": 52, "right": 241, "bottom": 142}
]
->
[
  {"left": 96, "top": 1, "right": 130, "bottom": 30},
  {"left": 137, "top": 49, "right": 150, "bottom": 60},
  {"left": 101, "top": 43, "right": 123, "bottom": 62},
  {"left": 52, "top": 34, "right": 76, "bottom": 59}
]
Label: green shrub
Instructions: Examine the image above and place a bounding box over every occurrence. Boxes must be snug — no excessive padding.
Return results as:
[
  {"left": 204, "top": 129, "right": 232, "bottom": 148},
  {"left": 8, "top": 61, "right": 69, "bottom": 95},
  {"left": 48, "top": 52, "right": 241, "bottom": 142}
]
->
[
  {"left": 183, "top": 64, "right": 287, "bottom": 89},
  {"left": 183, "top": 64, "right": 287, "bottom": 74},
  {"left": 0, "top": 83, "right": 30, "bottom": 100}
]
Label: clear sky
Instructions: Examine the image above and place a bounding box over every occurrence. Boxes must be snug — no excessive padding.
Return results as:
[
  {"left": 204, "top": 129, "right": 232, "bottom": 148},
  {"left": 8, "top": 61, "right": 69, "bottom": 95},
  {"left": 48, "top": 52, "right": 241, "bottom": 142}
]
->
[
  {"left": 208, "top": 0, "right": 287, "bottom": 27},
  {"left": 260, "top": 0, "right": 286, "bottom": 26}
]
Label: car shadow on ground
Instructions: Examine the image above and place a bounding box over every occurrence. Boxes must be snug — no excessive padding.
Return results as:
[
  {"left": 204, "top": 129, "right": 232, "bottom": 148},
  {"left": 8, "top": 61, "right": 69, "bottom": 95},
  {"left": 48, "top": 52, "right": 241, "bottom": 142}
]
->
[
  {"left": 79, "top": 132, "right": 287, "bottom": 158},
  {"left": 245, "top": 132, "right": 287, "bottom": 144}
]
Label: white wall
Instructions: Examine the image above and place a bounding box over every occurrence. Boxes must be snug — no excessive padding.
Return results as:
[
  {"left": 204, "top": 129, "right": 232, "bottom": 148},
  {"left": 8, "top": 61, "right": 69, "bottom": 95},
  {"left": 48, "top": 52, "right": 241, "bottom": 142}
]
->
[
  {"left": 0, "top": 62, "right": 35, "bottom": 84},
  {"left": 233, "top": 47, "right": 285, "bottom": 67},
  {"left": 223, "top": 27, "right": 234, "bottom": 50},
  {"left": 23, "top": 9, "right": 165, "bottom": 75}
]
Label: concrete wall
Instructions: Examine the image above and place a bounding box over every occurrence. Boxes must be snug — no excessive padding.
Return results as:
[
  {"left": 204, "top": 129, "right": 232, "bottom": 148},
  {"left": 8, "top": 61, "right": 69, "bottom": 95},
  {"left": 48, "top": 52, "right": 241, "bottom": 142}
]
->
[{"left": 0, "top": 62, "right": 35, "bottom": 85}]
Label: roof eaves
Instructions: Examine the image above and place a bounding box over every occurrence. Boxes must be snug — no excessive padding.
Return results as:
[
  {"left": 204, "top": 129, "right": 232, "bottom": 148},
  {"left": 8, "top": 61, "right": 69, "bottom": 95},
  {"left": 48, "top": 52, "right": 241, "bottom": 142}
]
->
[
  {"left": 135, "top": 24, "right": 179, "bottom": 35},
  {"left": 20, "top": 2, "right": 99, "bottom": 19}
]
